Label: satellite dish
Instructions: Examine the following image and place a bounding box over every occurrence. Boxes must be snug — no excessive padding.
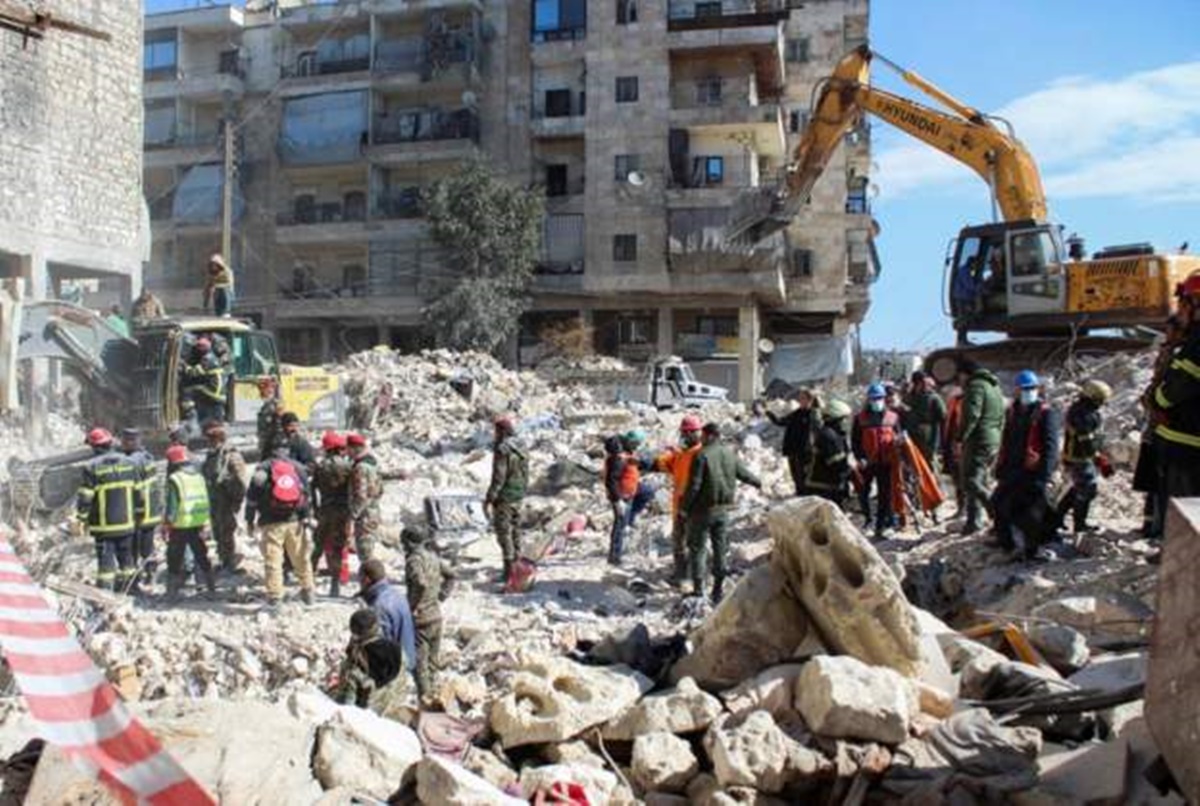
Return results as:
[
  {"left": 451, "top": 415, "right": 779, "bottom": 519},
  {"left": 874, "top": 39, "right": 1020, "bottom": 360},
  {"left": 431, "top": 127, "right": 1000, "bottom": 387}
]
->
[
  {"left": 758, "top": 338, "right": 776, "bottom": 355},
  {"left": 626, "top": 171, "right": 647, "bottom": 187},
  {"left": 461, "top": 90, "right": 478, "bottom": 107}
]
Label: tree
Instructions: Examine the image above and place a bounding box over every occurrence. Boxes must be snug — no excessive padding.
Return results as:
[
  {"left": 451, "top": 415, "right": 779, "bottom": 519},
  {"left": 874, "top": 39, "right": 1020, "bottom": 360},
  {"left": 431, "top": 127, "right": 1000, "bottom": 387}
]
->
[{"left": 421, "top": 159, "right": 544, "bottom": 354}]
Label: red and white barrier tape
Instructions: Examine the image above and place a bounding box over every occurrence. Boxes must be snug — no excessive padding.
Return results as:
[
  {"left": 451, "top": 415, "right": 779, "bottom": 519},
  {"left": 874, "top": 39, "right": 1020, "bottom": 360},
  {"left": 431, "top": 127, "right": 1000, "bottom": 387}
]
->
[{"left": 0, "top": 539, "right": 214, "bottom": 805}]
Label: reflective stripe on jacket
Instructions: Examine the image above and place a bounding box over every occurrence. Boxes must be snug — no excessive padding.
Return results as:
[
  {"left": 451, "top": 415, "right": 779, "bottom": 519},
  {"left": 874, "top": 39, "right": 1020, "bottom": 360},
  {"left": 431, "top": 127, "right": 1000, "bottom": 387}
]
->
[
  {"left": 77, "top": 451, "right": 142, "bottom": 537},
  {"left": 168, "top": 468, "right": 211, "bottom": 530}
]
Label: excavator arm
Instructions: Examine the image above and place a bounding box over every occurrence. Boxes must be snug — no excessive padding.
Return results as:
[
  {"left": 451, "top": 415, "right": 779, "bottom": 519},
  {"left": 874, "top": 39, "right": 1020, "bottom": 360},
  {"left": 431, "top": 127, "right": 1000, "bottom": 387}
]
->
[{"left": 728, "top": 46, "right": 1047, "bottom": 242}]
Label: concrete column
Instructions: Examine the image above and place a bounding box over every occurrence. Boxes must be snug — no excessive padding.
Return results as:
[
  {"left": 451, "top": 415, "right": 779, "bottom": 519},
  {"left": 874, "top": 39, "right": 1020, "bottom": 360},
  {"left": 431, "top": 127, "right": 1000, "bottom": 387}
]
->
[
  {"left": 319, "top": 324, "right": 332, "bottom": 363},
  {"left": 19, "top": 252, "right": 48, "bottom": 439},
  {"left": 737, "top": 304, "right": 760, "bottom": 403},
  {"left": 656, "top": 306, "right": 673, "bottom": 357},
  {"left": 376, "top": 323, "right": 388, "bottom": 348}
]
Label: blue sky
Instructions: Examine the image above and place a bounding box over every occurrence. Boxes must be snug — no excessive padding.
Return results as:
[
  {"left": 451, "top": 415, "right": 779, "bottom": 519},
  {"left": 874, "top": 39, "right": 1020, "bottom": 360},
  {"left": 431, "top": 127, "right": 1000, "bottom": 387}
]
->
[{"left": 147, "top": 1, "right": 1200, "bottom": 349}]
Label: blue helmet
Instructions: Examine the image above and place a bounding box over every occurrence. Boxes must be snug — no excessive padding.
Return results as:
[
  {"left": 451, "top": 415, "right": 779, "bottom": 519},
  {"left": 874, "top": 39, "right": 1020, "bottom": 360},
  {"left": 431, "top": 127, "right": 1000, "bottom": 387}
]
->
[
  {"left": 1015, "top": 369, "right": 1040, "bottom": 389},
  {"left": 866, "top": 383, "right": 887, "bottom": 400}
]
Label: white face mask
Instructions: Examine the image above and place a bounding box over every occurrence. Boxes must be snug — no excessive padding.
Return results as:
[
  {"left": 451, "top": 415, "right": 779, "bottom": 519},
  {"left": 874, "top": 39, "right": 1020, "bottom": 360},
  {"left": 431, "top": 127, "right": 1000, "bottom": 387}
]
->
[
  {"left": 868, "top": 399, "right": 885, "bottom": 413},
  {"left": 1019, "top": 389, "right": 1039, "bottom": 405}
]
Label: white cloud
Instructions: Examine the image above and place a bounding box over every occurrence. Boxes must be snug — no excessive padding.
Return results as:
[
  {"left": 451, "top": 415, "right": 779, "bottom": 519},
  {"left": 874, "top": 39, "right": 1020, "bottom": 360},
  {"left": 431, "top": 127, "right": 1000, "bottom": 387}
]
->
[{"left": 873, "top": 61, "right": 1200, "bottom": 204}]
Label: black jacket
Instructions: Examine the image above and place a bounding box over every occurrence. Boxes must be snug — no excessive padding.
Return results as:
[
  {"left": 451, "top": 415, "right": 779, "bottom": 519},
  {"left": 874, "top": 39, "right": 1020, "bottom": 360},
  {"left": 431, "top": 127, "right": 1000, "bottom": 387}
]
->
[
  {"left": 768, "top": 407, "right": 819, "bottom": 458},
  {"left": 244, "top": 455, "right": 311, "bottom": 526}
]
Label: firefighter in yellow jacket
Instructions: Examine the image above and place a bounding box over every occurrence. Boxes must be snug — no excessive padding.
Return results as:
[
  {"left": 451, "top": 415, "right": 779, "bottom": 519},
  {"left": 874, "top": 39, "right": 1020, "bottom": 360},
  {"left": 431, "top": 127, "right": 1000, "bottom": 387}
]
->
[{"left": 76, "top": 428, "right": 144, "bottom": 592}]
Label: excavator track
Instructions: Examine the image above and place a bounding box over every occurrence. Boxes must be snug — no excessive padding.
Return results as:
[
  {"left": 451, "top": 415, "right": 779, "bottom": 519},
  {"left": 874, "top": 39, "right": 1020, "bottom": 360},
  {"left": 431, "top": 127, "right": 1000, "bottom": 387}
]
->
[{"left": 923, "top": 334, "right": 1157, "bottom": 386}]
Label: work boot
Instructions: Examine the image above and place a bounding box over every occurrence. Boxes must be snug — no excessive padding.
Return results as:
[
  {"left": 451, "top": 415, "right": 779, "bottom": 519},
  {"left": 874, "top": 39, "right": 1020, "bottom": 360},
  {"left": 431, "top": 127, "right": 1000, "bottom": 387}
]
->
[
  {"left": 1073, "top": 501, "right": 1097, "bottom": 534},
  {"left": 203, "top": 569, "right": 217, "bottom": 595},
  {"left": 329, "top": 577, "right": 341, "bottom": 599},
  {"left": 300, "top": 588, "right": 314, "bottom": 606},
  {"left": 166, "top": 573, "right": 183, "bottom": 602},
  {"left": 710, "top": 577, "right": 725, "bottom": 605}
]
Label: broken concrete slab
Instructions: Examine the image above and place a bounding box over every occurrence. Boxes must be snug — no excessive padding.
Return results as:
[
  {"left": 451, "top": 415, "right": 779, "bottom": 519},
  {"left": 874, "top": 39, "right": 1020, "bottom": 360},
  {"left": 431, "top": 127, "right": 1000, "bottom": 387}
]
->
[
  {"left": 311, "top": 706, "right": 423, "bottom": 799},
  {"left": 704, "top": 710, "right": 802, "bottom": 794},
  {"left": 1069, "top": 650, "right": 1147, "bottom": 693},
  {"left": 490, "top": 655, "right": 652, "bottom": 748},
  {"left": 794, "top": 655, "right": 911, "bottom": 745},
  {"left": 720, "top": 664, "right": 806, "bottom": 720},
  {"left": 603, "top": 676, "right": 723, "bottom": 740},
  {"left": 520, "top": 763, "right": 621, "bottom": 804},
  {"left": 415, "top": 756, "right": 526, "bottom": 806},
  {"left": 1028, "top": 622, "right": 1091, "bottom": 675},
  {"left": 631, "top": 732, "right": 700, "bottom": 793}
]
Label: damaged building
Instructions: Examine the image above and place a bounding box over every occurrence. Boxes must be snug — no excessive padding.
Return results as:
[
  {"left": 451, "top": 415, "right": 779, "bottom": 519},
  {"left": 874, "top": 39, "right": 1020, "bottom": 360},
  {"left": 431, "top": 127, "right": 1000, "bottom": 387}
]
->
[{"left": 142, "top": 0, "right": 877, "bottom": 396}]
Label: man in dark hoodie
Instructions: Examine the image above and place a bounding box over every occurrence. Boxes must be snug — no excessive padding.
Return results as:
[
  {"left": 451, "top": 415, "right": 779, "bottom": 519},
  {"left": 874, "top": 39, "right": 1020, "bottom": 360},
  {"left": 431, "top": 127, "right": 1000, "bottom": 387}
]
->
[
  {"left": 766, "top": 389, "right": 821, "bottom": 496},
  {"left": 334, "top": 609, "right": 406, "bottom": 716},
  {"left": 957, "top": 358, "right": 1006, "bottom": 535}
]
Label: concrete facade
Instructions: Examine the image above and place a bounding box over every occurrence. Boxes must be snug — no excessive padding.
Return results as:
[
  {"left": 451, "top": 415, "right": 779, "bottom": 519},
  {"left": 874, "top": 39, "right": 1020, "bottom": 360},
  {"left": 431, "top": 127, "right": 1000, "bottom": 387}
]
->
[
  {"left": 0, "top": 1, "right": 144, "bottom": 304},
  {"left": 143, "top": 0, "right": 874, "bottom": 390}
]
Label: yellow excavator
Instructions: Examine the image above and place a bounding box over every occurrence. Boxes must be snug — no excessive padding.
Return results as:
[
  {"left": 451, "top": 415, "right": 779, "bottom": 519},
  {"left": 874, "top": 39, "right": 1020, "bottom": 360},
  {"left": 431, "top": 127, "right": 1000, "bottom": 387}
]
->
[{"left": 729, "top": 45, "right": 1199, "bottom": 383}]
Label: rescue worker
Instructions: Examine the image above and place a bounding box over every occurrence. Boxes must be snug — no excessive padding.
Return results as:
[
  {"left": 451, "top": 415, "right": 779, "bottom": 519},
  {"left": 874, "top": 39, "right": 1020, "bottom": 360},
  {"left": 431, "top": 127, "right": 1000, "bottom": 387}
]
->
[
  {"left": 766, "top": 389, "right": 821, "bottom": 496},
  {"left": 1148, "top": 273, "right": 1200, "bottom": 501},
  {"left": 602, "top": 435, "right": 631, "bottom": 566},
  {"left": 130, "top": 288, "right": 166, "bottom": 325},
  {"left": 200, "top": 419, "right": 247, "bottom": 573},
  {"left": 280, "top": 412, "right": 316, "bottom": 467},
  {"left": 105, "top": 305, "right": 130, "bottom": 338},
  {"left": 347, "top": 432, "right": 382, "bottom": 562},
  {"left": 990, "top": 370, "right": 1062, "bottom": 558},
  {"left": 311, "top": 431, "right": 353, "bottom": 597},
  {"left": 119, "top": 428, "right": 163, "bottom": 585},
  {"left": 256, "top": 376, "right": 284, "bottom": 459},
  {"left": 334, "top": 609, "right": 406, "bottom": 717},
  {"left": 899, "top": 371, "right": 947, "bottom": 471},
  {"left": 244, "top": 444, "right": 314, "bottom": 607},
  {"left": 1058, "top": 380, "right": 1112, "bottom": 534},
  {"left": 181, "top": 338, "right": 226, "bottom": 425},
  {"left": 402, "top": 526, "right": 455, "bottom": 703},
  {"left": 76, "top": 428, "right": 143, "bottom": 592},
  {"left": 1136, "top": 314, "right": 1187, "bottom": 540},
  {"left": 852, "top": 383, "right": 901, "bottom": 539},
  {"left": 358, "top": 559, "right": 417, "bottom": 681},
  {"left": 485, "top": 415, "right": 528, "bottom": 583},
  {"left": 942, "top": 384, "right": 967, "bottom": 516},
  {"left": 682, "top": 423, "right": 762, "bottom": 603},
  {"left": 203, "top": 253, "right": 235, "bottom": 317},
  {"left": 162, "top": 444, "right": 216, "bottom": 600},
  {"left": 652, "top": 415, "right": 703, "bottom": 584},
  {"left": 807, "top": 399, "right": 853, "bottom": 507},
  {"left": 620, "top": 430, "right": 654, "bottom": 532},
  {"left": 958, "top": 358, "right": 1006, "bottom": 535}
]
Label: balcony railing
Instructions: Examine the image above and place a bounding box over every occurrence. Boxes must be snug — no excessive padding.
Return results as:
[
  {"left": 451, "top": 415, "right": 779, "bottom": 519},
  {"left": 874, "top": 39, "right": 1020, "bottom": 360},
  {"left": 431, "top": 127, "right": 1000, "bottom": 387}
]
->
[
  {"left": 668, "top": 0, "right": 789, "bottom": 28},
  {"left": 276, "top": 203, "right": 366, "bottom": 226},
  {"left": 374, "top": 35, "right": 478, "bottom": 78},
  {"left": 532, "top": 93, "right": 586, "bottom": 120},
  {"left": 145, "top": 129, "right": 222, "bottom": 150},
  {"left": 282, "top": 55, "right": 370, "bottom": 79},
  {"left": 532, "top": 26, "right": 586, "bottom": 43},
  {"left": 374, "top": 188, "right": 424, "bottom": 219},
  {"left": 372, "top": 108, "right": 479, "bottom": 145}
]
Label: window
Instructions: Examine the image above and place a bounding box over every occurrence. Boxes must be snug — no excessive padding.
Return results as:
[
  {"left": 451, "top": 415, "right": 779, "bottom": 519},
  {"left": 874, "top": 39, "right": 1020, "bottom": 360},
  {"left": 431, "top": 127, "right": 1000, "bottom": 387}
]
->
[
  {"left": 785, "top": 37, "right": 810, "bottom": 63},
  {"left": 616, "top": 0, "right": 637, "bottom": 24},
  {"left": 143, "top": 29, "right": 178, "bottom": 78},
  {"left": 614, "top": 154, "right": 640, "bottom": 182},
  {"left": 696, "top": 315, "right": 737, "bottom": 337},
  {"left": 545, "top": 164, "right": 568, "bottom": 197},
  {"left": 233, "top": 332, "right": 279, "bottom": 378},
  {"left": 533, "top": 0, "right": 587, "bottom": 41},
  {"left": 792, "top": 248, "right": 814, "bottom": 278},
  {"left": 696, "top": 78, "right": 722, "bottom": 106},
  {"left": 280, "top": 91, "right": 368, "bottom": 164},
  {"left": 544, "top": 88, "right": 573, "bottom": 117},
  {"left": 618, "top": 316, "right": 652, "bottom": 344},
  {"left": 613, "top": 234, "right": 638, "bottom": 262},
  {"left": 695, "top": 2, "right": 722, "bottom": 18},
  {"left": 789, "top": 109, "right": 809, "bottom": 134},
  {"left": 144, "top": 100, "right": 176, "bottom": 145},
  {"left": 616, "top": 76, "right": 639, "bottom": 103},
  {"left": 846, "top": 179, "right": 868, "bottom": 214},
  {"left": 342, "top": 264, "right": 367, "bottom": 294},
  {"left": 293, "top": 194, "right": 316, "bottom": 224},
  {"left": 704, "top": 156, "right": 724, "bottom": 185},
  {"left": 343, "top": 191, "right": 367, "bottom": 221}
]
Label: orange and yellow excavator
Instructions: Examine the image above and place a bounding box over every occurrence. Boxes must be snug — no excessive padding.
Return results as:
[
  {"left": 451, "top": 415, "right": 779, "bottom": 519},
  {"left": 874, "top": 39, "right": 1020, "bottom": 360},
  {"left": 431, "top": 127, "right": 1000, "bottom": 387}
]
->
[{"left": 729, "top": 45, "right": 1199, "bottom": 382}]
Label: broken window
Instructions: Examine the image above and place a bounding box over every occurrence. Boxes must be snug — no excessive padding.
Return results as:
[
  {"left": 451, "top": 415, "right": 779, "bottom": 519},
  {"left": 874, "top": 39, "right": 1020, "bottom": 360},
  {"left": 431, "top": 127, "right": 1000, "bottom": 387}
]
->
[
  {"left": 618, "top": 315, "right": 652, "bottom": 344},
  {"left": 613, "top": 234, "right": 638, "bottom": 262},
  {"left": 343, "top": 191, "right": 367, "bottom": 221},
  {"left": 614, "top": 154, "right": 640, "bottom": 182},
  {"left": 616, "top": 0, "right": 637, "bottom": 24},
  {"left": 616, "top": 76, "right": 639, "bottom": 103}
]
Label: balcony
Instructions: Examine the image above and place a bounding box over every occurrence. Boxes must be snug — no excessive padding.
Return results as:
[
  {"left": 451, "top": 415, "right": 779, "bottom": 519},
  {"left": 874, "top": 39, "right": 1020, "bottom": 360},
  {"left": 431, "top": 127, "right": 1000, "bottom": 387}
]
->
[
  {"left": 670, "top": 97, "right": 786, "bottom": 157},
  {"left": 374, "top": 188, "right": 424, "bottom": 220},
  {"left": 279, "top": 55, "right": 371, "bottom": 94},
  {"left": 368, "top": 108, "right": 479, "bottom": 163},
  {"left": 373, "top": 35, "right": 480, "bottom": 88},
  {"left": 667, "top": 2, "right": 786, "bottom": 95},
  {"left": 143, "top": 64, "right": 245, "bottom": 102},
  {"left": 667, "top": 0, "right": 790, "bottom": 30},
  {"left": 143, "top": 129, "right": 222, "bottom": 168},
  {"left": 531, "top": 93, "right": 586, "bottom": 139}
]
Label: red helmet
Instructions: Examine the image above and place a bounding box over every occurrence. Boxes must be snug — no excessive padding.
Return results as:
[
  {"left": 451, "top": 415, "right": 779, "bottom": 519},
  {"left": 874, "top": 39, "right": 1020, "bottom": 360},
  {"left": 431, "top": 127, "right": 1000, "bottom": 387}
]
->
[
  {"left": 346, "top": 432, "right": 366, "bottom": 448},
  {"left": 1176, "top": 272, "right": 1200, "bottom": 302},
  {"left": 86, "top": 428, "right": 113, "bottom": 447},
  {"left": 321, "top": 430, "right": 346, "bottom": 451},
  {"left": 680, "top": 414, "right": 703, "bottom": 433},
  {"left": 493, "top": 415, "right": 515, "bottom": 434},
  {"left": 196, "top": 338, "right": 212, "bottom": 352},
  {"left": 165, "top": 445, "right": 188, "bottom": 464}
]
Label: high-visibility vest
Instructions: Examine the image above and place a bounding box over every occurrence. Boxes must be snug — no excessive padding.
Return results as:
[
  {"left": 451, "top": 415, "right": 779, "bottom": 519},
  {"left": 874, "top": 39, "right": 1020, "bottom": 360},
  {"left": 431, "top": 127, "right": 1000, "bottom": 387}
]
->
[{"left": 169, "top": 469, "right": 211, "bottom": 530}]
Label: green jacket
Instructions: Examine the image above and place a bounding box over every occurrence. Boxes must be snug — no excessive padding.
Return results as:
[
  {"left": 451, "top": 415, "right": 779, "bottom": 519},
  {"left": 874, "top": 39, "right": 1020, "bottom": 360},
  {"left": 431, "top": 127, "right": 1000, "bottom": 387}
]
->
[
  {"left": 486, "top": 439, "right": 528, "bottom": 504},
  {"left": 902, "top": 389, "right": 947, "bottom": 458},
  {"left": 961, "top": 369, "right": 1005, "bottom": 449},
  {"left": 683, "top": 441, "right": 761, "bottom": 514},
  {"left": 405, "top": 545, "right": 455, "bottom": 625}
]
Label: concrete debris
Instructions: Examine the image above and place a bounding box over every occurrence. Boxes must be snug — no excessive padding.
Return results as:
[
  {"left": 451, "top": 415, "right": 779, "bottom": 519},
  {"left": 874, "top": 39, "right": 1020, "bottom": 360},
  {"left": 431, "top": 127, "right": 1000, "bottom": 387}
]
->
[
  {"left": 603, "top": 676, "right": 724, "bottom": 740},
  {"left": 719, "top": 664, "right": 806, "bottom": 720},
  {"left": 1027, "top": 622, "right": 1091, "bottom": 674},
  {"left": 311, "top": 706, "right": 423, "bottom": 798},
  {"left": 415, "top": 755, "right": 526, "bottom": 806},
  {"left": 519, "top": 763, "right": 623, "bottom": 804},
  {"left": 631, "top": 732, "right": 700, "bottom": 793},
  {"left": 795, "top": 655, "right": 912, "bottom": 745},
  {"left": 704, "top": 710, "right": 829, "bottom": 794}
]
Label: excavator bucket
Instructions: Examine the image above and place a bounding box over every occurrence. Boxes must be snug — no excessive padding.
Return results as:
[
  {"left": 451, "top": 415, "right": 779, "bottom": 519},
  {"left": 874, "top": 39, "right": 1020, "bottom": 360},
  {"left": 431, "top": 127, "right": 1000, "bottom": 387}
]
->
[{"left": 16, "top": 301, "right": 139, "bottom": 398}]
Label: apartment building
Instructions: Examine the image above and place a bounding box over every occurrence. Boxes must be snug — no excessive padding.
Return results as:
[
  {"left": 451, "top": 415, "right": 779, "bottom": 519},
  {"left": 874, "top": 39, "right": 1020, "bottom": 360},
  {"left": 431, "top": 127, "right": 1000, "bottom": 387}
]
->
[{"left": 142, "top": 0, "right": 875, "bottom": 396}]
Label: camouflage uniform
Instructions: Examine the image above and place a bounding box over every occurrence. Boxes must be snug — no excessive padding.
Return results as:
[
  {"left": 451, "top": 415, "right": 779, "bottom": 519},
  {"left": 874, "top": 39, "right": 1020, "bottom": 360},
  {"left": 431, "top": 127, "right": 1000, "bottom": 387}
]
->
[
  {"left": 202, "top": 442, "right": 248, "bottom": 570},
  {"left": 404, "top": 540, "right": 455, "bottom": 699},
  {"left": 334, "top": 633, "right": 407, "bottom": 719},
  {"left": 485, "top": 438, "right": 528, "bottom": 578},
  {"left": 256, "top": 397, "right": 285, "bottom": 459},
  {"left": 311, "top": 452, "right": 353, "bottom": 590},
  {"left": 349, "top": 451, "right": 383, "bottom": 562}
]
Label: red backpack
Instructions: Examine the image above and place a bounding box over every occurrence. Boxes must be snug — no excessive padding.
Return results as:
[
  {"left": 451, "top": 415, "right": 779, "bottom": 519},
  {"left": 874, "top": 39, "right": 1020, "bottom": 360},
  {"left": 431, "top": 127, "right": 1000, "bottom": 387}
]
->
[{"left": 268, "top": 459, "right": 304, "bottom": 516}]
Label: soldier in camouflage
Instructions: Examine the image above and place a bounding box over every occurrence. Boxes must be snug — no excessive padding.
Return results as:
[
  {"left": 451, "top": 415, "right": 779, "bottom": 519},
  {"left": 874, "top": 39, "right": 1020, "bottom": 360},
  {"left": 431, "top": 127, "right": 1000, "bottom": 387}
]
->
[
  {"left": 485, "top": 416, "right": 527, "bottom": 583},
  {"left": 347, "top": 433, "right": 382, "bottom": 562},
  {"left": 311, "top": 431, "right": 353, "bottom": 597},
  {"left": 200, "top": 419, "right": 248, "bottom": 572},
  {"left": 333, "top": 608, "right": 406, "bottom": 719},
  {"left": 256, "top": 376, "right": 285, "bottom": 459},
  {"left": 401, "top": 526, "right": 455, "bottom": 703}
]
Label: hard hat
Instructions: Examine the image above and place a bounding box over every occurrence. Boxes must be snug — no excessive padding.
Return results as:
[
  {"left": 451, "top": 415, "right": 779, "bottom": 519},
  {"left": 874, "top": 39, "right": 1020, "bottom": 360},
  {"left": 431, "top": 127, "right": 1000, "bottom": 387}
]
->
[
  {"left": 493, "top": 415, "right": 515, "bottom": 434},
  {"left": 1015, "top": 370, "right": 1040, "bottom": 389},
  {"left": 866, "top": 383, "right": 887, "bottom": 400},
  {"left": 1081, "top": 379, "right": 1112, "bottom": 403},
  {"left": 165, "top": 445, "right": 188, "bottom": 464},
  {"left": 1175, "top": 271, "right": 1200, "bottom": 301},
  {"left": 196, "top": 338, "right": 212, "bottom": 352},
  {"left": 346, "top": 432, "right": 366, "bottom": 448},
  {"left": 120, "top": 427, "right": 140, "bottom": 442},
  {"left": 825, "top": 399, "right": 853, "bottom": 420},
  {"left": 321, "top": 430, "right": 346, "bottom": 451},
  {"left": 680, "top": 414, "right": 703, "bottom": 433},
  {"left": 86, "top": 428, "right": 113, "bottom": 447},
  {"left": 623, "top": 429, "right": 645, "bottom": 447}
]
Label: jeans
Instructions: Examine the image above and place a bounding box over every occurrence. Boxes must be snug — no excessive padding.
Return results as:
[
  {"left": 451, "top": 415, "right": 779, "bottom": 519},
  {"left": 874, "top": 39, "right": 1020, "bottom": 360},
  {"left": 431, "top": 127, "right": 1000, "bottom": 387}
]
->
[{"left": 212, "top": 287, "right": 234, "bottom": 317}]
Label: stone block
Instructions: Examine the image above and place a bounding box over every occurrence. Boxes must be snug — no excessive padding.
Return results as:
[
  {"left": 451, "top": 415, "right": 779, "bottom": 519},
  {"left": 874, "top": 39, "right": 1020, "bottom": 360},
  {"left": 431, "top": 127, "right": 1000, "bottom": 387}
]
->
[
  {"left": 312, "top": 707, "right": 423, "bottom": 799},
  {"left": 416, "top": 756, "right": 526, "bottom": 806},
  {"left": 631, "top": 732, "right": 700, "bottom": 793},
  {"left": 603, "top": 676, "right": 723, "bottom": 740},
  {"left": 704, "top": 711, "right": 801, "bottom": 794},
  {"left": 795, "top": 655, "right": 911, "bottom": 745},
  {"left": 720, "top": 664, "right": 806, "bottom": 720}
]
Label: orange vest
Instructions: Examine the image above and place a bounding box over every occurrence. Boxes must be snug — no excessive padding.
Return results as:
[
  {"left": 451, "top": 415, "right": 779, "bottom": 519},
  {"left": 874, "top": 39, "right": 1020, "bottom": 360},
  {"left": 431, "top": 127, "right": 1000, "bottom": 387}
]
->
[
  {"left": 655, "top": 444, "right": 701, "bottom": 516},
  {"left": 617, "top": 453, "right": 640, "bottom": 500},
  {"left": 857, "top": 409, "right": 899, "bottom": 463},
  {"left": 998, "top": 403, "right": 1049, "bottom": 473}
]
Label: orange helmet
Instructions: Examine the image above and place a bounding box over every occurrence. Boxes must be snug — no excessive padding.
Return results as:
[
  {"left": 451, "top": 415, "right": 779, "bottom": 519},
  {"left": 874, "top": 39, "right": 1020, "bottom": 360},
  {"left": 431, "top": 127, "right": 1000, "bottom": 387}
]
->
[
  {"left": 346, "top": 432, "right": 366, "bottom": 448},
  {"left": 86, "top": 428, "right": 113, "bottom": 448},
  {"left": 321, "top": 430, "right": 346, "bottom": 451}
]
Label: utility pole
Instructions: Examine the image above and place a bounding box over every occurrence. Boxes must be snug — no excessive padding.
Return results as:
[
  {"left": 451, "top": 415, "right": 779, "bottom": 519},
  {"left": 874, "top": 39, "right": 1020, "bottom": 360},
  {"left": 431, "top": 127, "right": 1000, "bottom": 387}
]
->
[{"left": 221, "top": 119, "right": 234, "bottom": 263}]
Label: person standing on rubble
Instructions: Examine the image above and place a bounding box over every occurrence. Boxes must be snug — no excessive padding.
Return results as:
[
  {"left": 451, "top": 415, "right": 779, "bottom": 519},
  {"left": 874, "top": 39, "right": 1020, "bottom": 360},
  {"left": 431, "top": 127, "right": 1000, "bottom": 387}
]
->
[
  {"left": 203, "top": 254, "right": 235, "bottom": 318},
  {"left": 402, "top": 526, "right": 455, "bottom": 705},
  {"left": 652, "top": 415, "right": 704, "bottom": 585},
  {"left": 245, "top": 444, "right": 315, "bottom": 607},
  {"left": 119, "top": 428, "right": 163, "bottom": 586},
  {"left": 280, "top": 412, "right": 316, "bottom": 467},
  {"left": 899, "top": 371, "right": 947, "bottom": 471},
  {"left": 958, "top": 358, "right": 1006, "bottom": 535},
  {"left": 603, "top": 435, "right": 632, "bottom": 566},
  {"left": 806, "top": 399, "right": 853, "bottom": 507},
  {"left": 1147, "top": 272, "right": 1200, "bottom": 502},
  {"left": 201, "top": 419, "right": 248, "bottom": 573},
  {"left": 347, "top": 432, "right": 382, "bottom": 562},
  {"left": 76, "top": 428, "right": 144, "bottom": 592},
  {"left": 256, "top": 377, "right": 285, "bottom": 458},
  {"left": 334, "top": 609, "right": 406, "bottom": 718},
  {"left": 852, "top": 383, "right": 901, "bottom": 540},
  {"left": 942, "top": 383, "right": 967, "bottom": 516},
  {"left": 682, "top": 423, "right": 762, "bottom": 603},
  {"left": 765, "top": 388, "right": 821, "bottom": 496},
  {"left": 485, "top": 415, "right": 528, "bottom": 583},
  {"left": 359, "top": 559, "right": 417, "bottom": 682},
  {"left": 311, "top": 431, "right": 353, "bottom": 598},
  {"left": 131, "top": 288, "right": 166, "bottom": 326},
  {"left": 162, "top": 444, "right": 216, "bottom": 600},
  {"left": 1057, "top": 380, "right": 1113, "bottom": 534},
  {"left": 990, "top": 370, "right": 1062, "bottom": 558}
]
